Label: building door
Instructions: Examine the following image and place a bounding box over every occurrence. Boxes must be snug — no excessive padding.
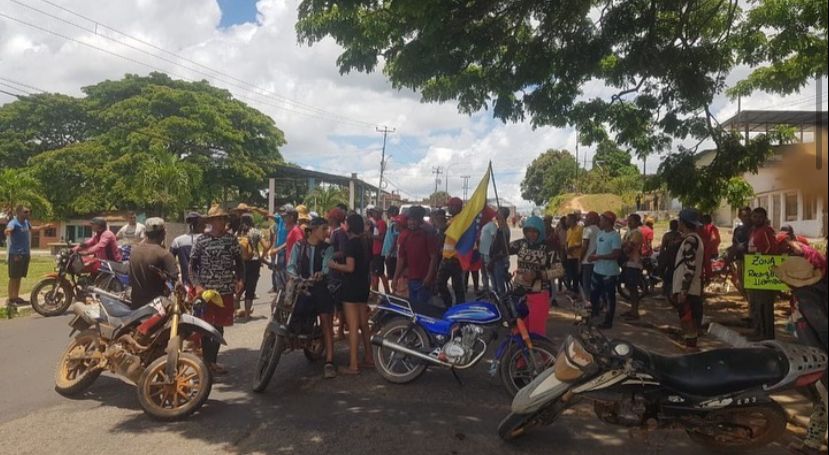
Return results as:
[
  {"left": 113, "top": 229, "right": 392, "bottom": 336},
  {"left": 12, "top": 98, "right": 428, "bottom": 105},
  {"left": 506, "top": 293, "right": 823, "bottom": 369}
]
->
[{"left": 772, "top": 193, "right": 782, "bottom": 230}]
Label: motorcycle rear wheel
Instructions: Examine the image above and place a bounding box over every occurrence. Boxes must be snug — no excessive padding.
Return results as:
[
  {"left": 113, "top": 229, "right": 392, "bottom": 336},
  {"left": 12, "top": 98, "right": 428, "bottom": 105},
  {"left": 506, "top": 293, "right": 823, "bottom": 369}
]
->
[
  {"left": 373, "top": 318, "right": 430, "bottom": 384},
  {"left": 93, "top": 274, "right": 126, "bottom": 294},
  {"left": 252, "top": 330, "right": 285, "bottom": 393},
  {"left": 499, "top": 339, "right": 557, "bottom": 397},
  {"left": 685, "top": 403, "right": 788, "bottom": 452},
  {"left": 54, "top": 329, "right": 102, "bottom": 396},
  {"left": 31, "top": 278, "right": 74, "bottom": 317},
  {"left": 137, "top": 352, "right": 212, "bottom": 421}
]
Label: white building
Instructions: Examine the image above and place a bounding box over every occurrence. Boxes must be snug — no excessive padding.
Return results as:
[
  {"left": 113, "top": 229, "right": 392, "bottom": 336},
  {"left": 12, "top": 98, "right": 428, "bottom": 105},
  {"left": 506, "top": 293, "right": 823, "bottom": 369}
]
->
[{"left": 700, "top": 110, "right": 828, "bottom": 237}]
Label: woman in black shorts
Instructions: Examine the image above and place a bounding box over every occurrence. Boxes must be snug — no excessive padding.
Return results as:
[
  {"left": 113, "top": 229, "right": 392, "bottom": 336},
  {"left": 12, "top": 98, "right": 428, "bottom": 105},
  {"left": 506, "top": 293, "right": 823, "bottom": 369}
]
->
[{"left": 328, "top": 213, "right": 373, "bottom": 374}]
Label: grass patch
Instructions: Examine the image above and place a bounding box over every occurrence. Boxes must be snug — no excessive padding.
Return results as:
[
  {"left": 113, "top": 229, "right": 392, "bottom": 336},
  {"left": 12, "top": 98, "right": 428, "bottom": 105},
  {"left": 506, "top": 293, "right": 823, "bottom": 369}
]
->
[{"left": 0, "top": 256, "right": 56, "bottom": 300}]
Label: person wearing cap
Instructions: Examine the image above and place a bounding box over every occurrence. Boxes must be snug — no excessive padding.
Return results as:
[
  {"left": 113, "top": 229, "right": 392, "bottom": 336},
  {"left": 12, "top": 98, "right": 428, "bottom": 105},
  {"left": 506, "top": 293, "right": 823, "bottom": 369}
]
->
[
  {"left": 74, "top": 217, "right": 122, "bottom": 262},
  {"left": 115, "top": 211, "right": 146, "bottom": 247},
  {"left": 640, "top": 216, "right": 655, "bottom": 258},
  {"left": 747, "top": 206, "right": 780, "bottom": 340},
  {"left": 447, "top": 197, "right": 463, "bottom": 217},
  {"left": 393, "top": 206, "right": 439, "bottom": 306},
  {"left": 128, "top": 218, "right": 179, "bottom": 309},
  {"left": 772, "top": 256, "right": 829, "bottom": 455},
  {"left": 236, "top": 213, "right": 264, "bottom": 320},
  {"left": 588, "top": 211, "right": 623, "bottom": 328},
  {"left": 772, "top": 256, "right": 828, "bottom": 455},
  {"left": 190, "top": 205, "right": 244, "bottom": 375},
  {"left": 580, "top": 212, "right": 600, "bottom": 302},
  {"left": 671, "top": 208, "right": 706, "bottom": 350},
  {"left": 170, "top": 212, "right": 202, "bottom": 287}
]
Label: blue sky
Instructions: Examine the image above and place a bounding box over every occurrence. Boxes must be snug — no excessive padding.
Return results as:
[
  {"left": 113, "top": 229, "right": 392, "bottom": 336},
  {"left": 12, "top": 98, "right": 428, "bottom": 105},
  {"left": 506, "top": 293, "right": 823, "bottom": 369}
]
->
[{"left": 217, "top": 0, "right": 259, "bottom": 27}]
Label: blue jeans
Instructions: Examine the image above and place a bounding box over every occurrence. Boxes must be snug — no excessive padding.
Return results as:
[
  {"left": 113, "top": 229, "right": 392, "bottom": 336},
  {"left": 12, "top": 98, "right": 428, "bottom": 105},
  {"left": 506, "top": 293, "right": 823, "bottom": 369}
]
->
[
  {"left": 408, "top": 279, "right": 433, "bottom": 307},
  {"left": 491, "top": 257, "right": 509, "bottom": 296},
  {"left": 591, "top": 273, "right": 618, "bottom": 326},
  {"left": 581, "top": 263, "right": 594, "bottom": 301}
]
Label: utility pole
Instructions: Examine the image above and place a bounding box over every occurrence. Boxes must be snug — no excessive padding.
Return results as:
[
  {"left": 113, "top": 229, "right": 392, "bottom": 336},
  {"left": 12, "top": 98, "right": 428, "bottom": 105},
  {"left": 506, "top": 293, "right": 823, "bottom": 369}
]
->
[
  {"left": 431, "top": 166, "right": 443, "bottom": 207},
  {"left": 460, "top": 175, "right": 471, "bottom": 202},
  {"left": 376, "top": 126, "right": 395, "bottom": 208}
]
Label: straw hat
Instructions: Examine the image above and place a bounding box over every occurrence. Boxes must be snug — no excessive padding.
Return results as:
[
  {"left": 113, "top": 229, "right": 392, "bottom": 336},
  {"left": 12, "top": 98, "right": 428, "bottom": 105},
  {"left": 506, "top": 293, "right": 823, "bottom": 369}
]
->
[
  {"left": 772, "top": 256, "right": 823, "bottom": 288},
  {"left": 296, "top": 204, "right": 311, "bottom": 222},
  {"left": 232, "top": 203, "right": 253, "bottom": 213},
  {"left": 204, "top": 204, "right": 230, "bottom": 220}
]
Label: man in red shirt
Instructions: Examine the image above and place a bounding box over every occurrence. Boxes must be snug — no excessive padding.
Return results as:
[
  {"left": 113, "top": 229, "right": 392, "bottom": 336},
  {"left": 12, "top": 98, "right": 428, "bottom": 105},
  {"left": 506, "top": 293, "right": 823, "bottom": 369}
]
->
[
  {"left": 368, "top": 208, "right": 389, "bottom": 293},
  {"left": 700, "top": 214, "right": 721, "bottom": 281},
  {"left": 393, "top": 206, "right": 438, "bottom": 307},
  {"left": 280, "top": 208, "right": 304, "bottom": 265},
  {"left": 75, "top": 217, "right": 122, "bottom": 262},
  {"left": 747, "top": 207, "right": 778, "bottom": 340}
]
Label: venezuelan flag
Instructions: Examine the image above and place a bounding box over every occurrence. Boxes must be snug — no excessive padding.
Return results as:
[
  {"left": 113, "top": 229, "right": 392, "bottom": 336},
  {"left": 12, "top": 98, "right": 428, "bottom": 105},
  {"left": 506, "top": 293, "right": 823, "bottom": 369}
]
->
[{"left": 443, "top": 166, "right": 496, "bottom": 270}]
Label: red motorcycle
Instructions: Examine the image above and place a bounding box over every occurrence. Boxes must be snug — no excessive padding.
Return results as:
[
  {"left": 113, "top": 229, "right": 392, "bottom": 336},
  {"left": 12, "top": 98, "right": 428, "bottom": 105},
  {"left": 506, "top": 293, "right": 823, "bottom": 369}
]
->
[
  {"left": 30, "top": 243, "right": 127, "bottom": 317},
  {"left": 705, "top": 256, "right": 745, "bottom": 298}
]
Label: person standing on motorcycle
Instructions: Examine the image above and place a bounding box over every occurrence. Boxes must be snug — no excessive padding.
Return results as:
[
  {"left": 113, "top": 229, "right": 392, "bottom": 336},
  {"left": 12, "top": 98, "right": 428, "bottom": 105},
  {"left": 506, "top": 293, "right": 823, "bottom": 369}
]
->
[
  {"left": 772, "top": 257, "right": 828, "bottom": 455},
  {"left": 587, "top": 211, "right": 623, "bottom": 329},
  {"left": 189, "top": 205, "right": 244, "bottom": 375},
  {"left": 672, "top": 208, "right": 706, "bottom": 351},
  {"left": 128, "top": 218, "right": 179, "bottom": 309},
  {"left": 621, "top": 213, "right": 645, "bottom": 320},
  {"left": 116, "top": 211, "right": 146, "bottom": 247},
  {"left": 74, "top": 217, "right": 122, "bottom": 262},
  {"left": 289, "top": 217, "right": 338, "bottom": 379},
  {"left": 508, "top": 215, "right": 557, "bottom": 336}
]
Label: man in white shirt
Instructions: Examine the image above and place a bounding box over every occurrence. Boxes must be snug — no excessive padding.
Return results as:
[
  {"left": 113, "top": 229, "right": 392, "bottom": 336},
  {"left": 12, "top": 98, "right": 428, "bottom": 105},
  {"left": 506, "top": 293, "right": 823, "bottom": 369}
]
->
[
  {"left": 580, "top": 211, "right": 600, "bottom": 301},
  {"left": 116, "top": 212, "right": 146, "bottom": 247}
]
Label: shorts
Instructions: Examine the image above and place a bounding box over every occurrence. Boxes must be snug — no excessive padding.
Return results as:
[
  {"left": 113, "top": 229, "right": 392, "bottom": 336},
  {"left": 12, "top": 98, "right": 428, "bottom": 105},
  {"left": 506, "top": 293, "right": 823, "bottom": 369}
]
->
[
  {"left": 371, "top": 255, "right": 386, "bottom": 276},
  {"left": 385, "top": 256, "right": 398, "bottom": 278},
  {"left": 295, "top": 283, "right": 336, "bottom": 316},
  {"left": 8, "top": 254, "right": 30, "bottom": 279}
]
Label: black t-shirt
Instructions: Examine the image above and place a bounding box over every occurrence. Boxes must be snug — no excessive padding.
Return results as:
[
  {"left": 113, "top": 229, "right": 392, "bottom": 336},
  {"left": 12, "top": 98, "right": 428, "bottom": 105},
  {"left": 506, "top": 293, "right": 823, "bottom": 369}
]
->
[
  {"left": 129, "top": 242, "right": 178, "bottom": 309},
  {"left": 341, "top": 236, "right": 371, "bottom": 303}
]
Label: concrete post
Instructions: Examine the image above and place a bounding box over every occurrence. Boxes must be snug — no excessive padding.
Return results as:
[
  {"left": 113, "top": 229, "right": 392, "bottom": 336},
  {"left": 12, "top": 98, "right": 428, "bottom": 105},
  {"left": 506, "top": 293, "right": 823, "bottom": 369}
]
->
[
  {"left": 349, "top": 173, "right": 356, "bottom": 210},
  {"left": 268, "top": 178, "right": 275, "bottom": 215}
]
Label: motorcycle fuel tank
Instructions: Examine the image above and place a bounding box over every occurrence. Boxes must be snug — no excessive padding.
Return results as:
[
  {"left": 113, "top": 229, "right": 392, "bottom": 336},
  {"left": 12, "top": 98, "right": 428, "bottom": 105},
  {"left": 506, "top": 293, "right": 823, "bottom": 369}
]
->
[{"left": 443, "top": 301, "right": 500, "bottom": 325}]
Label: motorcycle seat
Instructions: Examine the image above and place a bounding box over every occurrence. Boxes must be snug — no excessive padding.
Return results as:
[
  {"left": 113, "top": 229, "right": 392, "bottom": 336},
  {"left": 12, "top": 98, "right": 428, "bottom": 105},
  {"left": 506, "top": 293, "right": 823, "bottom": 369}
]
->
[
  {"left": 648, "top": 347, "right": 788, "bottom": 396},
  {"left": 104, "top": 260, "right": 130, "bottom": 275},
  {"left": 99, "top": 294, "right": 134, "bottom": 318},
  {"left": 411, "top": 301, "right": 447, "bottom": 319}
]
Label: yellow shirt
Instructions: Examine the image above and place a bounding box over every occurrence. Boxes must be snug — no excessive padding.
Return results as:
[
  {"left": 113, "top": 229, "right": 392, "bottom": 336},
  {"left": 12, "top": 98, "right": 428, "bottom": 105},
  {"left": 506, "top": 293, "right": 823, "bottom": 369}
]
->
[{"left": 566, "top": 225, "right": 584, "bottom": 259}]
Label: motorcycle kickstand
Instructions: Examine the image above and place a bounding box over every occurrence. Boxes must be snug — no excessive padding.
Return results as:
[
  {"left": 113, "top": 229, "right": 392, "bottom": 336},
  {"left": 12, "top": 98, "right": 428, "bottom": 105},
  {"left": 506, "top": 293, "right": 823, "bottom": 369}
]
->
[{"left": 450, "top": 368, "right": 464, "bottom": 387}]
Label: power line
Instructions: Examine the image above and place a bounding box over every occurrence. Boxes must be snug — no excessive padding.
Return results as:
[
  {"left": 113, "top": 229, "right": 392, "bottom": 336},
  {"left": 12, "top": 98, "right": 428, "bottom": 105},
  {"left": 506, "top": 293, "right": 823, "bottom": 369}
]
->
[
  {"left": 9, "top": 0, "right": 383, "bottom": 129},
  {"left": 375, "top": 126, "right": 395, "bottom": 207}
]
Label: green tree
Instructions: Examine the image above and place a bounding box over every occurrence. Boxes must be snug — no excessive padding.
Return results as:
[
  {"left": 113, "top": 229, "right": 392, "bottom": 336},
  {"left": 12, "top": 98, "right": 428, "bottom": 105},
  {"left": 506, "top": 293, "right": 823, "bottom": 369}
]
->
[
  {"left": 592, "top": 141, "right": 638, "bottom": 178},
  {"left": 296, "top": 0, "right": 825, "bottom": 208},
  {"left": 521, "top": 149, "right": 579, "bottom": 205},
  {"left": 305, "top": 185, "right": 348, "bottom": 213},
  {"left": 724, "top": 177, "right": 755, "bottom": 209},
  {"left": 0, "top": 168, "right": 52, "bottom": 217}
]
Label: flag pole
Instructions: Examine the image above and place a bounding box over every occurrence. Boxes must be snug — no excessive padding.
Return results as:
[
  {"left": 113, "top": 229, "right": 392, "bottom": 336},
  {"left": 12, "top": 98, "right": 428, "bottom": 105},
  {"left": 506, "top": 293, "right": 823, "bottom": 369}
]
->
[{"left": 489, "top": 161, "right": 501, "bottom": 209}]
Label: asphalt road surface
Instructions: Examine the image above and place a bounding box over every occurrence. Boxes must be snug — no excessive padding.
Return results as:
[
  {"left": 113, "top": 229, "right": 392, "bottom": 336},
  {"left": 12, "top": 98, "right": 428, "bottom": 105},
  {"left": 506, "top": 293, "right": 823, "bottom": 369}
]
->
[{"left": 0, "top": 239, "right": 794, "bottom": 454}]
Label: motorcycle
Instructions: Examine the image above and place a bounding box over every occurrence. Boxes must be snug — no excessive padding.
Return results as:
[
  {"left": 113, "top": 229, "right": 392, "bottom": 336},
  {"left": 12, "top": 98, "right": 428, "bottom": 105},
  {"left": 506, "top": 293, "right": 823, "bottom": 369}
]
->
[
  {"left": 705, "top": 256, "right": 744, "bottom": 298},
  {"left": 252, "top": 276, "right": 326, "bottom": 392},
  {"left": 54, "top": 266, "right": 224, "bottom": 420},
  {"left": 29, "top": 242, "right": 129, "bottom": 317},
  {"left": 369, "top": 288, "right": 557, "bottom": 397},
  {"left": 617, "top": 254, "right": 661, "bottom": 300},
  {"left": 498, "top": 305, "right": 828, "bottom": 452}
]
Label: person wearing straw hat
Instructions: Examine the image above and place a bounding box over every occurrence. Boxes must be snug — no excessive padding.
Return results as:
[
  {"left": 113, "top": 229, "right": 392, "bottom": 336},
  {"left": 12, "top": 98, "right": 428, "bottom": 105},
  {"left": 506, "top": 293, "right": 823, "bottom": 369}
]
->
[
  {"left": 189, "top": 204, "right": 244, "bottom": 375},
  {"left": 773, "top": 256, "right": 827, "bottom": 455}
]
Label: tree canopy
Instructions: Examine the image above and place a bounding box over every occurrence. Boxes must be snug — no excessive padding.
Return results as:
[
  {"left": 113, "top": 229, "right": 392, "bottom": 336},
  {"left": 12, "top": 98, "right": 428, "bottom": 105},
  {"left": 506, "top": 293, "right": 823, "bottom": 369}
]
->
[
  {"left": 0, "top": 73, "right": 286, "bottom": 219},
  {"left": 520, "top": 149, "right": 579, "bottom": 205},
  {"left": 297, "top": 0, "right": 827, "bottom": 207}
]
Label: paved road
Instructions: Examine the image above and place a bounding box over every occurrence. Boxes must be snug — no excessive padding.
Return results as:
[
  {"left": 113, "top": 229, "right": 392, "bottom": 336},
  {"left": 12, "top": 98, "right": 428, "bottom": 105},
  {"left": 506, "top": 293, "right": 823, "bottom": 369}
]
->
[{"left": 0, "top": 244, "right": 795, "bottom": 454}]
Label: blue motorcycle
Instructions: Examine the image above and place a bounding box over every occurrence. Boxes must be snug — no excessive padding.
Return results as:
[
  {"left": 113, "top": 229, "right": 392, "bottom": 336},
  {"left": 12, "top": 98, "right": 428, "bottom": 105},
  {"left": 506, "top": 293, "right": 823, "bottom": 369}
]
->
[{"left": 370, "top": 289, "right": 557, "bottom": 396}]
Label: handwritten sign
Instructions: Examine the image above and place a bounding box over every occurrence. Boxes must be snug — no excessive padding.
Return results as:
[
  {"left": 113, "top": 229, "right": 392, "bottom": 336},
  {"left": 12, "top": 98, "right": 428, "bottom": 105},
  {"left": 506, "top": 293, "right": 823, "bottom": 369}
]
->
[{"left": 744, "top": 254, "right": 789, "bottom": 291}]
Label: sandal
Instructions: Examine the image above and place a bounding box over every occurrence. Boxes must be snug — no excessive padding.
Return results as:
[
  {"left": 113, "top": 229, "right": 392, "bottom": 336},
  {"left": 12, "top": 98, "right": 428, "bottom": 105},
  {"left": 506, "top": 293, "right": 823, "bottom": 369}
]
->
[
  {"left": 209, "top": 363, "right": 228, "bottom": 376},
  {"left": 324, "top": 362, "right": 337, "bottom": 379}
]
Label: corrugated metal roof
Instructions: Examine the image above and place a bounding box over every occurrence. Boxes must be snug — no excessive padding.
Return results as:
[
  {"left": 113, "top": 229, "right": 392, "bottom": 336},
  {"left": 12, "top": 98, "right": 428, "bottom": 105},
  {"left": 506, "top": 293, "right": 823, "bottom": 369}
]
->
[{"left": 721, "top": 110, "right": 828, "bottom": 132}]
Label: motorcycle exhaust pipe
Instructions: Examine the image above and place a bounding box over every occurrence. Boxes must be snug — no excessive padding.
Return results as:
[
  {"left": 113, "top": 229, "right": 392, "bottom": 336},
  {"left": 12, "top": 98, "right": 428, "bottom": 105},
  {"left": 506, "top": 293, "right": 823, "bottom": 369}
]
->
[{"left": 370, "top": 335, "right": 453, "bottom": 368}]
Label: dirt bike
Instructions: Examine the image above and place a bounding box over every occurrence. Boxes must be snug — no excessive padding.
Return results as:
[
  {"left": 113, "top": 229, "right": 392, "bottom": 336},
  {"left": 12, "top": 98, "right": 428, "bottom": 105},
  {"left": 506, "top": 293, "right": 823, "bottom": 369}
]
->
[
  {"left": 617, "top": 255, "right": 661, "bottom": 300},
  {"left": 499, "top": 304, "right": 828, "bottom": 452},
  {"left": 54, "top": 266, "right": 224, "bottom": 420},
  {"left": 252, "top": 276, "right": 326, "bottom": 392},
  {"left": 30, "top": 242, "right": 128, "bottom": 317}
]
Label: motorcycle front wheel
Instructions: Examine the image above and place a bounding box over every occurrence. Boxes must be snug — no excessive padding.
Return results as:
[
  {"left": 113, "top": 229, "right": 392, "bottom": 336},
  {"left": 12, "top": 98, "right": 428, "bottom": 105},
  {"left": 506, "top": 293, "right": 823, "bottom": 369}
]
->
[
  {"left": 499, "top": 339, "right": 557, "bottom": 397},
  {"left": 137, "top": 352, "right": 212, "bottom": 421},
  {"left": 31, "top": 278, "right": 74, "bottom": 317},
  {"left": 498, "top": 399, "right": 568, "bottom": 442},
  {"left": 54, "top": 329, "right": 102, "bottom": 396},
  {"left": 685, "top": 403, "right": 788, "bottom": 452},
  {"left": 373, "top": 318, "right": 430, "bottom": 384},
  {"left": 252, "top": 330, "right": 285, "bottom": 393}
]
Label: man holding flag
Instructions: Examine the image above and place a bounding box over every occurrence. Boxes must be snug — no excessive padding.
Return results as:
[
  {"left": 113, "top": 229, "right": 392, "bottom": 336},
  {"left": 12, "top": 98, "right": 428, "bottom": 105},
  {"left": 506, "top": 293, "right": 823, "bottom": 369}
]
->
[
  {"left": 442, "top": 168, "right": 497, "bottom": 307},
  {"left": 437, "top": 197, "right": 467, "bottom": 305}
]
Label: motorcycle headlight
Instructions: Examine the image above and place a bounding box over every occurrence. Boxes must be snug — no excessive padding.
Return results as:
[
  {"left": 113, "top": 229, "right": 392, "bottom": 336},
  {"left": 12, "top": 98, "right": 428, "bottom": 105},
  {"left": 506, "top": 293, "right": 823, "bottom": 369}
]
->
[{"left": 554, "top": 336, "right": 595, "bottom": 382}]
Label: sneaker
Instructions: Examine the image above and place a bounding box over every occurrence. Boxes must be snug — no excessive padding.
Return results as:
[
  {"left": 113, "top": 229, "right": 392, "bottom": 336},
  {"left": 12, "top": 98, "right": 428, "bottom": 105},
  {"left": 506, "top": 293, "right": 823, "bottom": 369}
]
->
[{"left": 324, "top": 363, "right": 337, "bottom": 379}]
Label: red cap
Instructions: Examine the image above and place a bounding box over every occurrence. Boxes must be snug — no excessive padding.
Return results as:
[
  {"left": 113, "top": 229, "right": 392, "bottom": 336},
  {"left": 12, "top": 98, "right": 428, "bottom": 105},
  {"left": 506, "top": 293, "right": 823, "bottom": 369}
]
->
[
  {"left": 586, "top": 211, "right": 600, "bottom": 223},
  {"left": 448, "top": 197, "right": 463, "bottom": 207},
  {"left": 600, "top": 211, "right": 617, "bottom": 225},
  {"left": 326, "top": 207, "right": 346, "bottom": 223}
]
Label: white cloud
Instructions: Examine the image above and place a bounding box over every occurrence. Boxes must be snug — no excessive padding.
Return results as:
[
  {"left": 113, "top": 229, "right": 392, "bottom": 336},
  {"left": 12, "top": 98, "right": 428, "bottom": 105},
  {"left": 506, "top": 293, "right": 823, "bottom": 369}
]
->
[{"left": 1, "top": 0, "right": 825, "bottom": 211}]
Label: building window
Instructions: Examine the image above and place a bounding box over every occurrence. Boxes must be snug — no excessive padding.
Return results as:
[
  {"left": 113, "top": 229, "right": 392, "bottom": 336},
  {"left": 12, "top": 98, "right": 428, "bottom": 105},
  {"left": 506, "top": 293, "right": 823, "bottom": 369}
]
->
[
  {"left": 756, "top": 195, "right": 769, "bottom": 211},
  {"left": 803, "top": 194, "right": 817, "bottom": 220},
  {"left": 785, "top": 192, "right": 799, "bottom": 222},
  {"left": 44, "top": 227, "right": 57, "bottom": 237}
]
